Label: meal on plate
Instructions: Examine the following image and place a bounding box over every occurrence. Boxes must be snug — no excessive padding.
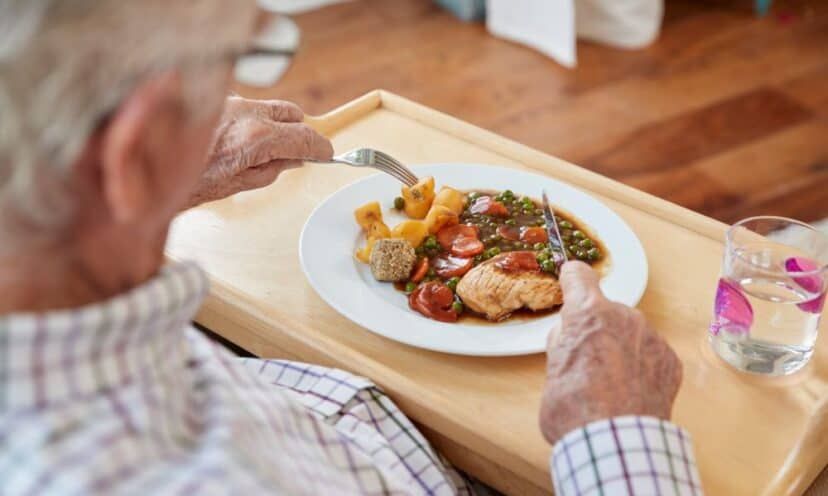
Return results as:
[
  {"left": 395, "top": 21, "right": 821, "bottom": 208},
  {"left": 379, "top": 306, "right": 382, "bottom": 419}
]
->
[{"left": 353, "top": 176, "right": 604, "bottom": 323}]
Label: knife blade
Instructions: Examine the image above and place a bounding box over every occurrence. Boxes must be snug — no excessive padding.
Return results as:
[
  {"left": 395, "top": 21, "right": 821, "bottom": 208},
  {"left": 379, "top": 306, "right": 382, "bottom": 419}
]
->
[{"left": 541, "top": 191, "right": 568, "bottom": 266}]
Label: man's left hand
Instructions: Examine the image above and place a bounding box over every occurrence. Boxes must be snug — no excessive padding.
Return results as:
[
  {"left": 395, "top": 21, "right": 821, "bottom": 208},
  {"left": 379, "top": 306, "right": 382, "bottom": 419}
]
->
[{"left": 189, "top": 96, "right": 333, "bottom": 207}]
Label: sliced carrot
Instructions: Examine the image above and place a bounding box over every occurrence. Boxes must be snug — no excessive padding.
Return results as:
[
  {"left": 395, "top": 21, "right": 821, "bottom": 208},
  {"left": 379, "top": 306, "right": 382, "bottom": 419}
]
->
[
  {"left": 433, "top": 254, "right": 474, "bottom": 278},
  {"left": 437, "top": 224, "right": 479, "bottom": 250},
  {"left": 450, "top": 237, "right": 484, "bottom": 257},
  {"left": 408, "top": 282, "right": 458, "bottom": 323},
  {"left": 410, "top": 257, "right": 429, "bottom": 283},
  {"left": 497, "top": 225, "right": 521, "bottom": 241},
  {"left": 494, "top": 251, "right": 541, "bottom": 273},
  {"left": 469, "top": 196, "right": 508, "bottom": 217},
  {"left": 520, "top": 226, "right": 548, "bottom": 244}
]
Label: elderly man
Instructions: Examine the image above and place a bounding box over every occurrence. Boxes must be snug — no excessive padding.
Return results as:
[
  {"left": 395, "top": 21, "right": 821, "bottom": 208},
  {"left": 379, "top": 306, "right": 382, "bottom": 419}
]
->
[{"left": 0, "top": 1, "right": 701, "bottom": 495}]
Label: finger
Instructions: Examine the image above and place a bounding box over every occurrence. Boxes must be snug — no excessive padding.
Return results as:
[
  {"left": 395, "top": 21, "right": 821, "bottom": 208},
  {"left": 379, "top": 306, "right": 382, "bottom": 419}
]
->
[
  {"left": 225, "top": 96, "right": 305, "bottom": 123},
  {"left": 259, "top": 122, "right": 334, "bottom": 162},
  {"left": 559, "top": 261, "right": 605, "bottom": 310},
  {"left": 257, "top": 100, "right": 304, "bottom": 123},
  {"left": 239, "top": 165, "right": 281, "bottom": 191},
  {"left": 238, "top": 160, "right": 302, "bottom": 190},
  {"left": 238, "top": 166, "right": 284, "bottom": 191}
]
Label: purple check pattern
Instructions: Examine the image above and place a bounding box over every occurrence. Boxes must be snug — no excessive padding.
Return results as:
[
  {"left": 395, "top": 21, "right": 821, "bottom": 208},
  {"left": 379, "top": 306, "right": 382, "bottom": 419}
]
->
[
  {"left": 0, "top": 261, "right": 703, "bottom": 495},
  {"left": 552, "top": 416, "right": 703, "bottom": 496},
  {"left": 0, "top": 262, "right": 472, "bottom": 495}
]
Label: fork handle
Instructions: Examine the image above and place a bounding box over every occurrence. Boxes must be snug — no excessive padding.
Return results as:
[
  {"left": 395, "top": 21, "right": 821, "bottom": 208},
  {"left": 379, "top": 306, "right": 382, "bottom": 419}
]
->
[{"left": 305, "top": 158, "right": 351, "bottom": 165}]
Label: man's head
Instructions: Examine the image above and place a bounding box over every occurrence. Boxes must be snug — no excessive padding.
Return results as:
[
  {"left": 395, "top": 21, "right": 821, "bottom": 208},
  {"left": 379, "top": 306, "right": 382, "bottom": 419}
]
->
[{"left": 0, "top": 0, "right": 258, "bottom": 256}]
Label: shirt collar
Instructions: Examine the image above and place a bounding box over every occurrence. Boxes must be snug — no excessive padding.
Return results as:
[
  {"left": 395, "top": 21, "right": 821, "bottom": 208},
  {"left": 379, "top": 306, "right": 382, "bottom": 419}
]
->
[{"left": 0, "top": 262, "right": 208, "bottom": 412}]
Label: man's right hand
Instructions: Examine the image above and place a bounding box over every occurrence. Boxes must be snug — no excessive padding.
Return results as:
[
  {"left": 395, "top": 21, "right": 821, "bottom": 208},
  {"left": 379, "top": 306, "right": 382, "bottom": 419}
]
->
[
  {"left": 189, "top": 97, "right": 333, "bottom": 208},
  {"left": 539, "top": 261, "right": 683, "bottom": 446}
]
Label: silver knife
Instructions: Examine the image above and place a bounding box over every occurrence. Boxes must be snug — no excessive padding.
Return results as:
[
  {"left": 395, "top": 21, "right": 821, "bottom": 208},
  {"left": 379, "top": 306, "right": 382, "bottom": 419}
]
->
[{"left": 541, "top": 191, "right": 568, "bottom": 266}]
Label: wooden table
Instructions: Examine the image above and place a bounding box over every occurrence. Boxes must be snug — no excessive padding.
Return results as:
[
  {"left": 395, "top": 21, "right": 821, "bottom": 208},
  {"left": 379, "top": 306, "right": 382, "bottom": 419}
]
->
[{"left": 166, "top": 91, "right": 828, "bottom": 495}]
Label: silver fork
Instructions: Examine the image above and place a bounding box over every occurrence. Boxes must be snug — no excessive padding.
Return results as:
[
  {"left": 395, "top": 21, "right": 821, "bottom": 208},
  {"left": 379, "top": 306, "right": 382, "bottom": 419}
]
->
[{"left": 310, "top": 148, "right": 419, "bottom": 187}]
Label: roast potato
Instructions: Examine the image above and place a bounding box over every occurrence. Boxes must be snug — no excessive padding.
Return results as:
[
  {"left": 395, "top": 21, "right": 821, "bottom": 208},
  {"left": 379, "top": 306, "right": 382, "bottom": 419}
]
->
[
  {"left": 433, "top": 187, "right": 465, "bottom": 215},
  {"left": 355, "top": 237, "right": 378, "bottom": 263},
  {"left": 354, "top": 201, "right": 383, "bottom": 231},
  {"left": 390, "top": 220, "right": 429, "bottom": 248},
  {"left": 368, "top": 221, "right": 391, "bottom": 239},
  {"left": 424, "top": 205, "right": 459, "bottom": 234},
  {"left": 401, "top": 177, "right": 435, "bottom": 219}
]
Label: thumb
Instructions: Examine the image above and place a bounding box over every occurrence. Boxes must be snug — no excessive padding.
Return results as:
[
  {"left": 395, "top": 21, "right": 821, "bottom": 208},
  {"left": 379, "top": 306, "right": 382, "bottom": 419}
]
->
[
  {"left": 261, "top": 122, "right": 334, "bottom": 162},
  {"left": 559, "top": 261, "right": 605, "bottom": 310}
]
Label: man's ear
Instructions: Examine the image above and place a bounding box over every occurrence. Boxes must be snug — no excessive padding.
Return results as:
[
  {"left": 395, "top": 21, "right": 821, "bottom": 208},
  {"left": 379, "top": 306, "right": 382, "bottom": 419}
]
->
[{"left": 99, "top": 72, "right": 181, "bottom": 223}]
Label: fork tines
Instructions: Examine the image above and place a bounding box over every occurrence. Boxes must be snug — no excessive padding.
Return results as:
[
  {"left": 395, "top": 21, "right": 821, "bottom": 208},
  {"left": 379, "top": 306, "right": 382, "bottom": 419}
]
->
[{"left": 373, "top": 151, "right": 419, "bottom": 186}]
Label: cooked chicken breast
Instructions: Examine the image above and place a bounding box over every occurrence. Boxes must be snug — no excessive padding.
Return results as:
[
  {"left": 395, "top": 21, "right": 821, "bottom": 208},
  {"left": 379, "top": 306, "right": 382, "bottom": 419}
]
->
[{"left": 456, "top": 253, "right": 563, "bottom": 321}]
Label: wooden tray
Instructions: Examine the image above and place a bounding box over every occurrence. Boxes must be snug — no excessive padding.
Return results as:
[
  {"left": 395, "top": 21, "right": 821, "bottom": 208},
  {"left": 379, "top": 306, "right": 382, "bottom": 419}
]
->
[{"left": 166, "top": 90, "right": 828, "bottom": 496}]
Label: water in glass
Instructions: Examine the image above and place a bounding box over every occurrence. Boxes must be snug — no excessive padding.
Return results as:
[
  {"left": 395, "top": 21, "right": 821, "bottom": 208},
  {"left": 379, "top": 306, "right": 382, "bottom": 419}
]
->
[{"left": 710, "top": 218, "right": 827, "bottom": 376}]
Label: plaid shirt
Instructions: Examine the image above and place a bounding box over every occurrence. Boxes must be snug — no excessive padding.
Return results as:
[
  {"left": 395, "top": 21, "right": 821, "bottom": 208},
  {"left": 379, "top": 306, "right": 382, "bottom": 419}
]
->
[
  {"left": 552, "top": 417, "right": 703, "bottom": 495},
  {"left": 0, "top": 262, "right": 701, "bottom": 495}
]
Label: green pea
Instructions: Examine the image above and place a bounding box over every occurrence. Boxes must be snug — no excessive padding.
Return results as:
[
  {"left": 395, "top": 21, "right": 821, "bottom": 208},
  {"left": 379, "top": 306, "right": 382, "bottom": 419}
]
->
[
  {"left": 505, "top": 219, "right": 517, "bottom": 226},
  {"left": 558, "top": 220, "right": 573, "bottom": 230},
  {"left": 536, "top": 251, "right": 550, "bottom": 263},
  {"left": 446, "top": 277, "right": 460, "bottom": 292},
  {"left": 535, "top": 218, "right": 546, "bottom": 226},
  {"left": 540, "top": 260, "right": 557, "bottom": 273},
  {"left": 587, "top": 247, "right": 601, "bottom": 260},
  {"left": 394, "top": 197, "right": 405, "bottom": 210},
  {"left": 405, "top": 282, "right": 417, "bottom": 294},
  {"left": 572, "top": 230, "right": 586, "bottom": 240},
  {"left": 534, "top": 209, "right": 543, "bottom": 216},
  {"left": 575, "top": 250, "right": 587, "bottom": 260},
  {"left": 533, "top": 242, "right": 546, "bottom": 251},
  {"left": 487, "top": 234, "right": 502, "bottom": 243},
  {"left": 467, "top": 192, "right": 480, "bottom": 201},
  {"left": 578, "top": 238, "right": 594, "bottom": 249},
  {"left": 486, "top": 246, "right": 501, "bottom": 258},
  {"left": 424, "top": 235, "right": 439, "bottom": 250},
  {"left": 503, "top": 190, "right": 515, "bottom": 199},
  {"left": 415, "top": 245, "right": 425, "bottom": 256},
  {"left": 523, "top": 208, "right": 534, "bottom": 215},
  {"left": 452, "top": 301, "right": 464, "bottom": 314}
]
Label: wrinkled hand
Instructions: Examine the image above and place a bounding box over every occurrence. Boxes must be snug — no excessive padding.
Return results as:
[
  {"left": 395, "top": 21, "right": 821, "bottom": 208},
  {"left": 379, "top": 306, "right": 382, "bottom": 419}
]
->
[
  {"left": 539, "top": 261, "right": 682, "bottom": 446},
  {"left": 189, "top": 96, "right": 333, "bottom": 207}
]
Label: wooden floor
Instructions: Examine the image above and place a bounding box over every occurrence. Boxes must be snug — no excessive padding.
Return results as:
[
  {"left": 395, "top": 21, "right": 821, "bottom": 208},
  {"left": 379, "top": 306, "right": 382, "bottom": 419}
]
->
[{"left": 242, "top": 0, "right": 828, "bottom": 224}]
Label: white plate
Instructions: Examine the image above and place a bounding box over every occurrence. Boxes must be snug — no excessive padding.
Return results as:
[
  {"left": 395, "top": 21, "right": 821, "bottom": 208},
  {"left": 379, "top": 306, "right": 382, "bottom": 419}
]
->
[{"left": 299, "top": 164, "right": 648, "bottom": 356}]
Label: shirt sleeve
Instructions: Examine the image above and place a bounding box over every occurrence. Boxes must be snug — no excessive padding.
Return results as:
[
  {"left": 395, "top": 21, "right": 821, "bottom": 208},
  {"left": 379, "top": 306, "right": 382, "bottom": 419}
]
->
[{"left": 550, "top": 416, "right": 703, "bottom": 496}]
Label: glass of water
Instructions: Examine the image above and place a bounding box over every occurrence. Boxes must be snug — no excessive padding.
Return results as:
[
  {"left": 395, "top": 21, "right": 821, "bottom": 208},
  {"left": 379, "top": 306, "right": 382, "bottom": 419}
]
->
[{"left": 710, "top": 216, "right": 828, "bottom": 376}]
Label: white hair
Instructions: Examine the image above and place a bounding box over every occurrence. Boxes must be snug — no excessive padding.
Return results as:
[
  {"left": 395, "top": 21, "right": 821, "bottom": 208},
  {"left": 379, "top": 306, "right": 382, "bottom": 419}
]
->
[{"left": 0, "top": 0, "right": 258, "bottom": 247}]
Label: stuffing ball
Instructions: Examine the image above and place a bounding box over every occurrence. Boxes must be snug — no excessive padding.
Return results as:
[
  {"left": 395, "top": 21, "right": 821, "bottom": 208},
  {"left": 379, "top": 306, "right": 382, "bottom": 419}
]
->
[{"left": 370, "top": 239, "right": 416, "bottom": 282}]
